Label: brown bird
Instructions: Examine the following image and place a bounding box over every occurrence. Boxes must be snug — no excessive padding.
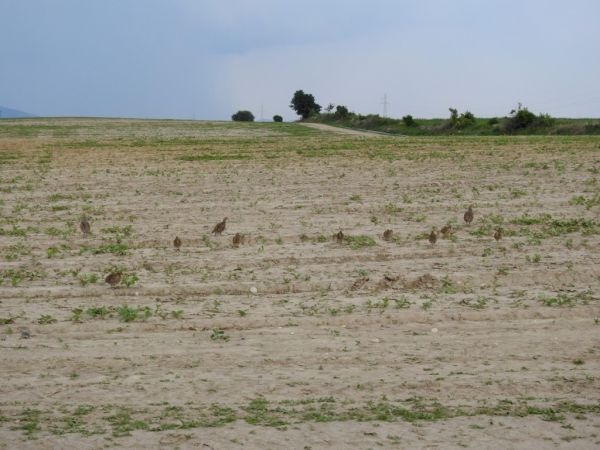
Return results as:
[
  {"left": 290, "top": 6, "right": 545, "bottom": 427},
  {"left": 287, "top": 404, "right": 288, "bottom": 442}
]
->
[
  {"left": 494, "top": 228, "right": 503, "bottom": 241},
  {"left": 335, "top": 230, "right": 344, "bottom": 243},
  {"left": 440, "top": 224, "right": 452, "bottom": 238},
  {"left": 173, "top": 236, "right": 182, "bottom": 251},
  {"left": 428, "top": 228, "right": 438, "bottom": 245},
  {"left": 232, "top": 232, "right": 243, "bottom": 247},
  {"left": 80, "top": 216, "right": 91, "bottom": 235},
  {"left": 212, "top": 217, "right": 228, "bottom": 235},
  {"left": 105, "top": 271, "right": 122, "bottom": 288},
  {"left": 383, "top": 229, "right": 394, "bottom": 241},
  {"left": 464, "top": 205, "right": 474, "bottom": 225},
  {"left": 350, "top": 277, "right": 369, "bottom": 291}
]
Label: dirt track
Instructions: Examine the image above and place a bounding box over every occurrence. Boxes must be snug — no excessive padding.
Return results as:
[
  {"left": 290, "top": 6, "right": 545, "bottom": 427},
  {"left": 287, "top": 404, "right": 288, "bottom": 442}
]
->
[
  {"left": 300, "top": 121, "right": 392, "bottom": 136},
  {"left": 0, "top": 119, "right": 599, "bottom": 449}
]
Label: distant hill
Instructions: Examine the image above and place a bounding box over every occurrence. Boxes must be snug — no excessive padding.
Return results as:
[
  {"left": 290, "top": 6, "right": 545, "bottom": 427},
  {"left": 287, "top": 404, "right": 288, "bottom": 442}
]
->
[{"left": 0, "top": 106, "right": 36, "bottom": 118}]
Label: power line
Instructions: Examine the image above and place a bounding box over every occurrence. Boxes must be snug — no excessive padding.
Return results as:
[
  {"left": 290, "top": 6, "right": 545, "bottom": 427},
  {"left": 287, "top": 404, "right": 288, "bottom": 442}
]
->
[{"left": 381, "top": 93, "right": 390, "bottom": 118}]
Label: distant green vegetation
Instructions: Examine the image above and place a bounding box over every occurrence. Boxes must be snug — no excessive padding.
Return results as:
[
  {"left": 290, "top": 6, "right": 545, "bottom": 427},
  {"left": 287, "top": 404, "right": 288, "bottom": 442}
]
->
[
  {"left": 306, "top": 104, "right": 600, "bottom": 136},
  {"left": 231, "top": 110, "right": 255, "bottom": 122},
  {"left": 285, "top": 89, "right": 600, "bottom": 135}
]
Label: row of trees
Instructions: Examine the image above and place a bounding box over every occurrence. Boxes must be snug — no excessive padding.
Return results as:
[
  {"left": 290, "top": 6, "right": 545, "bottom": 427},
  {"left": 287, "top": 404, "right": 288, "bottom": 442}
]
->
[
  {"left": 290, "top": 90, "right": 556, "bottom": 132},
  {"left": 233, "top": 90, "right": 556, "bottom": 133},
  {"left": 287, "top": 90, "right": 481, "bottom": 128}
]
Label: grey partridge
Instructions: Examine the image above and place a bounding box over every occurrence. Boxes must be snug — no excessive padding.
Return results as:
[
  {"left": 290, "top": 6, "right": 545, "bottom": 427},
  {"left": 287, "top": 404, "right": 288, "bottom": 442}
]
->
[
  {"left": 351, "top": 277, "right": 369, "bottom": 291},
  {"left": 173, "top": 236, "right": 182, "bottom": 251},
  {"left": 464, "top": 205, "right": 474, "bottom": 225},
  {"left": 428, "top": 229, "right": 438, "bottom": 245},
  {"left": 212, "top": 217, "right": 227, "bottom": 235},
  {"left": 232, "top": 232, "right": 243, "bottom": 247},
  {"left": 383, "top": 229, "right": 393, "bottom": 241},
  {"left": 440, "top": 224, "right": 452, "bottom": 238},
  {"left": 80, "top": 216, "right": 91, "bottom": 235},
  {"left": 494, "top": 228, "right": 503, "bottom": 241},
  {"left": 105, "top": 271, "right": 122, "bottom": 288}
]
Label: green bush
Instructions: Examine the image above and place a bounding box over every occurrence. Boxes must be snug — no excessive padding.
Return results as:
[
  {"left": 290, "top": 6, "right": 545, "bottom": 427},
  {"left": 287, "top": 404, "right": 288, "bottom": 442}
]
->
[
  {"left": 272, "top": 115, "right": 283, "bottom": 123},
  {"left": 402, "top": 115, "right": 416, "bottom": 127},
  {"left": 231, "top": 110, "right": 255, "bottom": 122},
  {"left": 503, "top": 103, "right": 555, "bottom": 132},
  {"left": 448, "top": 108, "right": 476, "bottom": 129},
  {"left": 507, "top": 104, "right": 536, "bottom": 130},
  {"left": 584, "top": 122, "right": 600, "bottom": 133},
  {"left": 334, "top": 105, "right": 350, "bottom": 119},
  {"left": 536, "top": 113, "right": 555, "bottom": 127}
]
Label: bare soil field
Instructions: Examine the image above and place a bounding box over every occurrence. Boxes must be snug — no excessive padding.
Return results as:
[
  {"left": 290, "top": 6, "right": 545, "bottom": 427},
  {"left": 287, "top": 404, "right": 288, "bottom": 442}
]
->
[{"left": 1, "top": 118, "right": 599, "bottom": 449}]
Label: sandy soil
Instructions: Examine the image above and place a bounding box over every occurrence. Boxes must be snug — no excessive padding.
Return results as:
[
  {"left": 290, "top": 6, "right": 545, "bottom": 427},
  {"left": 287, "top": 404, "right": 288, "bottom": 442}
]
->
[{"left": 0, "top": 119, "right": 599, "bottom": 449}]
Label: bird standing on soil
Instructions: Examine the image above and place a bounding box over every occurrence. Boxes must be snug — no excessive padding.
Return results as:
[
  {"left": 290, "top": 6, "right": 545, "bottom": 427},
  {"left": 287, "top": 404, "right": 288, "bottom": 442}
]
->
[
  {"left": 232, "top": 232, "right": 243, "bottom": 247},
  {"left": 212, "top": 217, "right": 228, "bottom": 235},
  {"left": 440, "top": 224, "right": 452, "bottom": 238},
  {"left": 173, "top": 236, "right": 182, "bottom": 251},
  {"left": 80, "top": 216, "right": 91, "bottom": 236},
  {"left": 428, "top": 228, "right": 438, "bottom": 245},
  {"left": 494, "top": 228, "right": 503, "bottom": 241},
  {"left": 383, "top": 229, "right": 394, "bottom": 241},
  {"left": 464, "top": 205, "right": 474, "bottom": 225},
  {"left": 105, "top": 271, "right": 122, "bottom": 288},
  {"left": 336, "top": 230, "right": 344, "bottom": 243},
  {"left": 351, "top": 277, "right": 369, "bottom": 291}
]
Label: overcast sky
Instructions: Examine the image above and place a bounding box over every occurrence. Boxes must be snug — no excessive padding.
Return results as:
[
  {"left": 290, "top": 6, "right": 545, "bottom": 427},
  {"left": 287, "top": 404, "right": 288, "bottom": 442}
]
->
[{"left": 1, "top": 0, "right": 599, "bottom": 120}]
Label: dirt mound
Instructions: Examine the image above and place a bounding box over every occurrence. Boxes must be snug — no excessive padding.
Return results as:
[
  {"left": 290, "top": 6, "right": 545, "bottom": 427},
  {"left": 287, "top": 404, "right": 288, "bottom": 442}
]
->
[{"left": 404, "top": 273, "right": 440, "bottom": 290}]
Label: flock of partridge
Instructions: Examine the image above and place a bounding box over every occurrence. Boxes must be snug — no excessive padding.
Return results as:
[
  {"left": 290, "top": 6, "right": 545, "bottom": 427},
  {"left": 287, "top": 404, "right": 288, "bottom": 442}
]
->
[
  {"left": 79, "top": 216, "right": 234, "bottom": 288},
  {"left": 426, "top": 205, "right": 501, "bottom": 244},
  {"left": 80, "top": 205, "right": 501, "bottom": 288}
]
